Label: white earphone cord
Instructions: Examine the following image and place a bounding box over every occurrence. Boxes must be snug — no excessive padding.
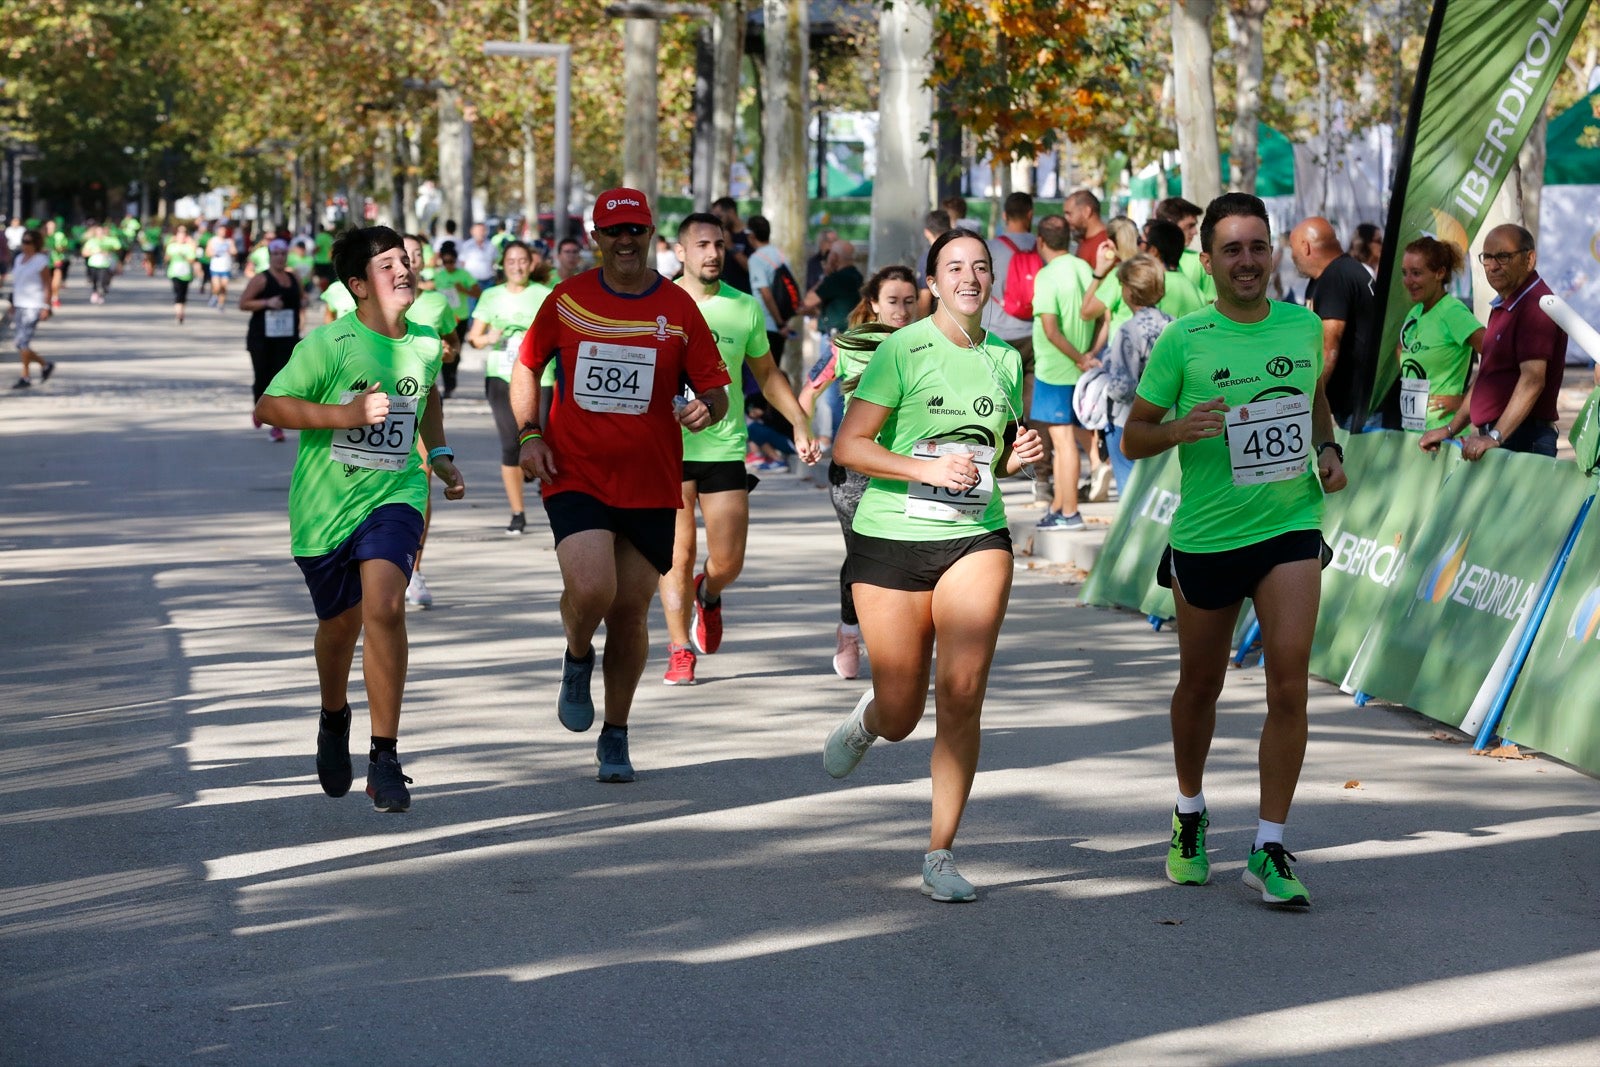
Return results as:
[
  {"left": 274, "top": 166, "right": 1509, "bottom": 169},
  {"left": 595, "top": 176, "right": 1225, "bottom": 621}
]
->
[{"left": 937, "top": 302, "right": 1038, "bottom": 482}]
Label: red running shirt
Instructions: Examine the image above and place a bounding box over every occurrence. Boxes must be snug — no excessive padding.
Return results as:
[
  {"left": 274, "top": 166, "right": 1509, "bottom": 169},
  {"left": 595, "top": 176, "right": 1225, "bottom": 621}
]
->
[{"left": 520, "top": 271, "right": 730, "bottom": 508}]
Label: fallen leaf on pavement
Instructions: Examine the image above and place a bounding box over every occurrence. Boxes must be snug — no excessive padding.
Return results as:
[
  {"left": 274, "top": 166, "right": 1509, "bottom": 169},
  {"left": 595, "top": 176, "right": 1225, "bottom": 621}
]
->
[
  {"left": 1343, "top": 780, "right": 1361, "bottom": 789},
  {"left": 1471, "top": 743, "right": 1534, "bottom": 760},
  {"left": 1430, "top": 730, "right": 1466, "bottom": 744}
]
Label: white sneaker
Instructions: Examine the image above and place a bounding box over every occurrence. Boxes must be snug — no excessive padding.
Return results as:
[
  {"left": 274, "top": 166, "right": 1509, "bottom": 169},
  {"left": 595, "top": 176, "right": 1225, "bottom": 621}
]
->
[
  {"left": 921, "top": 849, "right": 978, "bottom": 902},
  {"left": 405, "top": 570, "right": 432, "bottom": 608},
  {"left": 1089, "top": 465, "right": 1113, "bottom": 503},
  {"left": 823, "top": 690, "right": 876, "bottom": 779}
]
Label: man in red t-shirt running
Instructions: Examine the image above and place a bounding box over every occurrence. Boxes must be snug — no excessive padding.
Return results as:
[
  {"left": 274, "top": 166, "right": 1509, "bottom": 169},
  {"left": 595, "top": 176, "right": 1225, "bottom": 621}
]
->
[{"left": 512, "top": 189, "right": 731, "bottom": 782}]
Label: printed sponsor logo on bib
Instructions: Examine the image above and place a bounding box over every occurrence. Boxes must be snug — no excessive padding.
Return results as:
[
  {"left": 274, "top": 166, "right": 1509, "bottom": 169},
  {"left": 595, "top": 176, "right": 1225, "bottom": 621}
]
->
[
  {"left": 905, "top": 438, "right": 996, "bottom": 521},
  {"left": 330, "top": 392, "right": 418, "bottom": 471},
  {"left": 264, "top": 308, "right": 295, "bottom": 338},
  {"left": 574, "top": 341, "right": 657, "bottom": 415},
  {"left": 1225, "top": 395, "right": 1311, "bottom": 486},
  {"left": 1400, "top": 377, "right": 1430, "bottom": 432}
]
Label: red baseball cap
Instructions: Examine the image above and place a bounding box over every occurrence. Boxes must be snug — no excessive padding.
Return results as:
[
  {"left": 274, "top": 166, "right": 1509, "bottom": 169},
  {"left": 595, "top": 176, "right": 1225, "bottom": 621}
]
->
[{"left": 592, "top": 188, "right": 653, "bottom": 230}]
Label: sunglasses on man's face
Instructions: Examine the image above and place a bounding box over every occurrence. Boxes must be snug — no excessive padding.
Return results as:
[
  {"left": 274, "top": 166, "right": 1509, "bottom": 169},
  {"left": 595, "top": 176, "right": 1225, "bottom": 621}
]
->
[{"left": 599, "top": 223, "right": 648, "bottom": 238}]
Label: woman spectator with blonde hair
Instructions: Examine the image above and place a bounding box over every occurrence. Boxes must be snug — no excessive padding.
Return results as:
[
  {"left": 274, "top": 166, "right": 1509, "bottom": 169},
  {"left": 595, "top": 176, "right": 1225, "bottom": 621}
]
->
[{"left": 1100, "top": 253, "right": 1171, "bottom": 493}]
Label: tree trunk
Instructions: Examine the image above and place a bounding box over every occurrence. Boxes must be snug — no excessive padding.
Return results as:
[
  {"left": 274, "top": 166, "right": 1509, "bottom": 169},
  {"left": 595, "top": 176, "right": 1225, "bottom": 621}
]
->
[
  {"left": 1171, "top": 0, "right": 1222, "bottom": 207},
  {"left": 437, "top": 88, "right": 468, "bottom": 231},
  {"left": 623, "top": 17, "right": 661, "bottom": 207},
  {"left": 1520, "top": 108, "right": 1547, "bottom": 244},
  {"left": 693, "top": 21, "right": 716, "bottom": 209},
  {"left": 519, "top": 0, "right": 537, "bottom": 225},
  {"left": 872, "top": 0, "right": 933, "bottom": 271},
  {"left": 374, "top": 125, "right": 396, "bottom": 228},
  {"left": 711, "top": 1, "right": 743, "bottom": 200},
  {"left": 763, "top": 0, "right": 809, "bottom": 272},
  {"left": 935, "top": 83, "right": 963, "bottom": 204},
  {"left": 404, "top": 123, "right": 423, "bottom": 234},
  {"left": 1227, "top": 0, "right": 1268, "bottom": 193}
]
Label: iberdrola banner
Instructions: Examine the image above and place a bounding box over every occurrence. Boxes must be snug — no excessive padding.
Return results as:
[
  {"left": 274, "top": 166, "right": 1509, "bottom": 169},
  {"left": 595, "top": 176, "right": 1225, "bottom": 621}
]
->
[
  {"left": 1344, "top": 449, "right": 1591, "bottom": 726},
  {"left": 1078, "top": 449, "right": 1180, "bottom": 618},
  {"left": 1368, "top": 0, "right": 1592, "bottom": 423},
  {"left": 1308, "top": 432, "right": 1459, "bottom": 685},
  {"left": 1497, "top": 496, "right": 1600, "bottom": 776}
]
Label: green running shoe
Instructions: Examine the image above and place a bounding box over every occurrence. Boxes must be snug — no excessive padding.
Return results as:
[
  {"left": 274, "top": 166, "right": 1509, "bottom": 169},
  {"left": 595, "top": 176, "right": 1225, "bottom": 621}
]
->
[
  {"left": 1244, "top": 843, "right": 1311, "bottom": 907},
  {"left": 1166, "top": 807, "right": 1210, "bottom": 885}
]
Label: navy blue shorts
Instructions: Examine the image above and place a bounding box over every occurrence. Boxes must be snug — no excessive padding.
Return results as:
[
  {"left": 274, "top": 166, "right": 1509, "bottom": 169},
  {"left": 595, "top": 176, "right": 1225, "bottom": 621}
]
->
[
  {"left": 1032, "top": 379, "right": 1078, "bottom": 426},
  {"left": 294, "top": 503, "right": 425, "bottom": 619}
]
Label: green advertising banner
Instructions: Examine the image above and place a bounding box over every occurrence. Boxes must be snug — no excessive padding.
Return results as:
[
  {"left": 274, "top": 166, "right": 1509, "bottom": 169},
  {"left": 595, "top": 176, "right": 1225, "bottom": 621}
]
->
[
  {"left": 1309, "top": 433, "right": 1460, "bottom": 684},
  {"left": 1369, "top": 0, "right": 1591, "bottom": 423},
  {"left": 1079, "top": 449, "right": 1180, "bottom": 616},
  {"left": 1497, "top": 487, "right": 1600, "bottom": 775},
  {"left": 1345, "top": 450, "right": 1592, "bottom": 726}
]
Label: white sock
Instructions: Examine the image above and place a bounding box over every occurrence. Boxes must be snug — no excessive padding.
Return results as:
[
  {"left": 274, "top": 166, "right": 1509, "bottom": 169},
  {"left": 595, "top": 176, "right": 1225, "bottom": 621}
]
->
[
  {"left": 1176, "top": 790, "right": 1205, "bottom": 815},
  {"left": 839, "top": 622, "right": 861, "bottom": 637},
  {"left": 1254, "top": 819, "right": 1286, "bottom": 850}
]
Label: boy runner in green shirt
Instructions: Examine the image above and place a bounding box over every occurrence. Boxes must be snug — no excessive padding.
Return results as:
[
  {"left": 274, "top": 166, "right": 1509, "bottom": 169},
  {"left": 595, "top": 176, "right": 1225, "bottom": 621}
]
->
[
  {"left": 256, "top": 226, "right": 467, "bottom": 814},
  {"left": 1123, "top": 193, "right": 1347, "bottom": 908},
  {"left": 657, "top": 213, "right": 818, "bottom": 685}
]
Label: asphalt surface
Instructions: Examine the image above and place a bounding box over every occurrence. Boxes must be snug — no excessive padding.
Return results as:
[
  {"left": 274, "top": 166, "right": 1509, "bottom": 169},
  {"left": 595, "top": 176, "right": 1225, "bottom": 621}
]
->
[{"left": 3, "top": 272, "right": 1598, "bottom": 1066}]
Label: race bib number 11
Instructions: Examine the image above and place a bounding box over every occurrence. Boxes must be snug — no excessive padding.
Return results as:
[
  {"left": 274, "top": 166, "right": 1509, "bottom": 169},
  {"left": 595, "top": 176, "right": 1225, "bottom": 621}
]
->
[
  {"left": 1225, "top": 395, "right": 1311, "bottom": 486},
  {"left": 1400, "top": 377, "right": 1429, "bottom": 433}
]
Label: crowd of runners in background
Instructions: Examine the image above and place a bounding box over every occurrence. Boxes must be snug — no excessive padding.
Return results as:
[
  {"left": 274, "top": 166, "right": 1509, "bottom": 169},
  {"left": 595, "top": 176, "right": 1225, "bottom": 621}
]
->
[{"left": 13, "top": 179, "right": 1584, "bottom": 912}]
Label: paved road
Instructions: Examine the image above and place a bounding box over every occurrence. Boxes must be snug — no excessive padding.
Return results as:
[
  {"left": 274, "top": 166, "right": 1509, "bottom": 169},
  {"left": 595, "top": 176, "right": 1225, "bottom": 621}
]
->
[{"left": 4, "top": 273, "right": 1598, "bottom": 1065}]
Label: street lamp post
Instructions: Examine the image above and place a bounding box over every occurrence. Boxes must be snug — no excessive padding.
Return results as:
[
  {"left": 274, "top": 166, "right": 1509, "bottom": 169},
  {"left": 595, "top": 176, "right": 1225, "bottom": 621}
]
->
[{"left": 483, "top": 41, "right": 573, "bottom": 241}]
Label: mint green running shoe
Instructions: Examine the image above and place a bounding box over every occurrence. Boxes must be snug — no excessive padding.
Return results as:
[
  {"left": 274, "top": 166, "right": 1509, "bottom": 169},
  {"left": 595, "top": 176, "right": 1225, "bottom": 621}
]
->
[
  {"left": 1244, "top": 843, "right": 1311, "bottom": 907},
  {"left": 1166, "top": 808, "right": 1210, "bottom": 885}
]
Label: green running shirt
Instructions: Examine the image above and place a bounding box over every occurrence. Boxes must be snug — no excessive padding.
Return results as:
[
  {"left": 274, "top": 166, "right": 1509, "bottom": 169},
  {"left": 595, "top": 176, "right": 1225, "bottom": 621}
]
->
[
  {"left": 1398, "top": 297, "right": 1481, "bottom": 432},
  {"left": 1135, "top": 301, "right": 1325, "bottom": 553},
  {"left": 265, "top": 317, "right": 444, "bottom": 556},
  {"left": 473, "top": 282, "right": 552, "bottom": 383},
  {"left": 849, "top": 317, "right": 1023, "bottom": 542},
  {"left": 681, "top": 282, "right": 770, "bottom": 463}
]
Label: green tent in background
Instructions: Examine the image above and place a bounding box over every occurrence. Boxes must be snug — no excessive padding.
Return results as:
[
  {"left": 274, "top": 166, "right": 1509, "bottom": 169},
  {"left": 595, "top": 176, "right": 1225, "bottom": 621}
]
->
[
  {"left": 1130, "top": 123, "right": 1296, "bottom": 199},
  {"left": 1543, "top": 89, "right": 1600, "bottom": 185}
]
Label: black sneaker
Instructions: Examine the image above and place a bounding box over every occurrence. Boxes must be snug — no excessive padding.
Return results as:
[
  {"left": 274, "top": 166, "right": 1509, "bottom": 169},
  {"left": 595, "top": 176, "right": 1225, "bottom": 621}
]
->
[
  {"left": 365, "top": 750, "right": 413, "bottom": 813},
  {"left": 11, "top": 377, "right": 30, "bottom": 389},
  {"left": 558, "top": 647, "right": 596, "bottom": 732},
  {"left": 506, "top": 512, "right": 527, "bottom": 536},
  {"left": 315, "top": 707, "right": 352, "bottom": 797},
  {"left": 596, "top": 727, "right": 635, "bottom": 783},
  {"left": 40, "top": 361, "right": 56, "bottom": 382}
]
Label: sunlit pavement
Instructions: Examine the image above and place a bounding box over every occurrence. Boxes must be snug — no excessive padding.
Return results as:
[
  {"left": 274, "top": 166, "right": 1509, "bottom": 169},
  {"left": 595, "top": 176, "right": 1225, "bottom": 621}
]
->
[{"left": 4, "top": 274, "right": 1597, "bottom": 1065}]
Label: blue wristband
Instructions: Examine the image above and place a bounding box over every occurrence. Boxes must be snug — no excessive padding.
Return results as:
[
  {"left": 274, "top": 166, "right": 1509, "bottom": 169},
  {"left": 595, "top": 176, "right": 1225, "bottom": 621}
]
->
[{"left": 427, "top": 446, "right": 454, "bottom": 463}]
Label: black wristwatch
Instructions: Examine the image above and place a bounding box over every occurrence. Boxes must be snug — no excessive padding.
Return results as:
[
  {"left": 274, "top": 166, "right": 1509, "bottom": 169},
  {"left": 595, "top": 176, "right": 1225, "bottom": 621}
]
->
[{"left": 1316, "top": 441, "right": 1344, "bottom": 463}]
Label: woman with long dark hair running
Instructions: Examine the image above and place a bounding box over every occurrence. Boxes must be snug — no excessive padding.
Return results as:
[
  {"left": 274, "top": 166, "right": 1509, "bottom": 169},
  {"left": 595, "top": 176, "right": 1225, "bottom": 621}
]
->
[{"left": 821, "top": 229, "right": 1044, "bottom": 903}]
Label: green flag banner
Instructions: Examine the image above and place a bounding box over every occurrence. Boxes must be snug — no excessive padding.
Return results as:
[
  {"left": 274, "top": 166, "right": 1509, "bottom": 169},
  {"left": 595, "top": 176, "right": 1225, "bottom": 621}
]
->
[
  {"left": 1368, "top": 0, "right": 1592, "bottom": 423},
  {"left": 1497, "top": 487, "right": 1600, "bottom": 775},
  {"left": 1346, "top": 450, "right": 1591, "bottom": 726},
  {"left": 1569, "top": 386, "right": 1600, "bottom": 475},
  {"left": 1079, "top": 450, "right": 1180, "bottom": 616},
  {"left": 1309, "top": 432, "right": 1460, "bottom": 684}
]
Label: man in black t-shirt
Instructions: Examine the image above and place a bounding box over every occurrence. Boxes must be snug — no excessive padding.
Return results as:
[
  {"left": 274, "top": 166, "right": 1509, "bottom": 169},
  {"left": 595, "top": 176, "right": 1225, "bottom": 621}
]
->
[
  {"left": 1291, "top": 216, "right": 1377, "bottom": 428},
  {"left": 802, "top": 240, "right": 863, "bottom": 338},
  {"left": 712, "top": 196, "right": 753, "bottom": 293}
]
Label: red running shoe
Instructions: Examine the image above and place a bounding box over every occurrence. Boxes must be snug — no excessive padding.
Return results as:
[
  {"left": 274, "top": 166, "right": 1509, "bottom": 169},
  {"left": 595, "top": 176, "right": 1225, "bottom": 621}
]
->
[
  {"left": 691, "top": 573, "right": 722, "bottom": 654},
  {"left": 663, "top": 642, "right": 697, "bottom": 685}
]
